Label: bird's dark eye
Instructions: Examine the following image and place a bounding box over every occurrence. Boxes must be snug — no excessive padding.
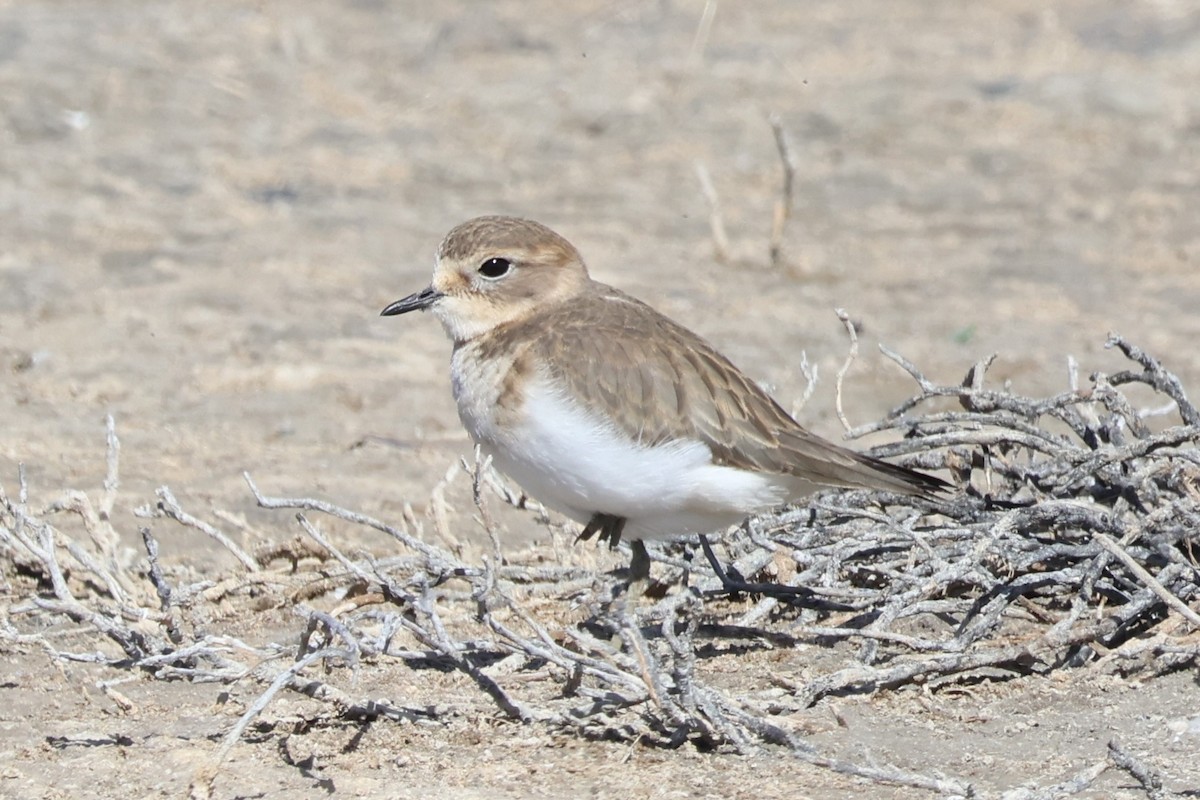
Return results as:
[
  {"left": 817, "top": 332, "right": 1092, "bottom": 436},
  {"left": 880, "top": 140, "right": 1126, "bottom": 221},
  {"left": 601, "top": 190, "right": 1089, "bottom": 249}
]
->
[{"left": 478, "top": 257, "right": 512, "bottom": 279}]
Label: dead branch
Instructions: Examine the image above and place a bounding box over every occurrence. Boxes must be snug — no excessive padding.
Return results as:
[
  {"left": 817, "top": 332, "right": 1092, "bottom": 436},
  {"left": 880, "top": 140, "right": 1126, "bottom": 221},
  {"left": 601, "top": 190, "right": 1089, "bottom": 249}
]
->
[
  {"left": 768, "top": 113, "right": 798, "bottom": 268},
  {"left": 5, "top": 335, "right": 1199, "bottom": 797},
  {"left": 833, "top": 307, "right": 859, "bottom": 432},
  {"left": 694, "top": 161, "right": 731, "bottom": 263}
]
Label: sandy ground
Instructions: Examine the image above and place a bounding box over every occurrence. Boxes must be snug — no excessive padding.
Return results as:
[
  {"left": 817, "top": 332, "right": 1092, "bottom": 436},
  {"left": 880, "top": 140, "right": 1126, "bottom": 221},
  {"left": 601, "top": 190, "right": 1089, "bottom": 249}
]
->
[{"left": 2, "top": 0, "right": 1199, "bottom": 797}]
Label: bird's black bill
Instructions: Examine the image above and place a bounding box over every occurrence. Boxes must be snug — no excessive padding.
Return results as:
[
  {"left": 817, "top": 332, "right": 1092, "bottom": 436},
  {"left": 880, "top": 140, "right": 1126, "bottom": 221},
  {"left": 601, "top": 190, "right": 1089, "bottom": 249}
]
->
[{"left": 380, "top": 286, "right": 443, "bottom": 316}]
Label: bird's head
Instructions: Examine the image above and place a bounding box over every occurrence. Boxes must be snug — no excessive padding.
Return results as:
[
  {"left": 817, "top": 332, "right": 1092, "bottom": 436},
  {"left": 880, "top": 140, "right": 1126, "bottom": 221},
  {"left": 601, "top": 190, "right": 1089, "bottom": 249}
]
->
[{"left": 381, "top": 216, "right": 590, "bottom": 342}]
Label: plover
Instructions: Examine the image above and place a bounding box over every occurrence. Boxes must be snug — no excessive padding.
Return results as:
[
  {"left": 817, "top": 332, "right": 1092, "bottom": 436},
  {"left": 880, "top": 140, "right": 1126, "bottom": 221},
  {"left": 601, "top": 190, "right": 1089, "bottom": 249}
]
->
[{"left": 382, "top": 216, "right": 946, "bottom": 580}]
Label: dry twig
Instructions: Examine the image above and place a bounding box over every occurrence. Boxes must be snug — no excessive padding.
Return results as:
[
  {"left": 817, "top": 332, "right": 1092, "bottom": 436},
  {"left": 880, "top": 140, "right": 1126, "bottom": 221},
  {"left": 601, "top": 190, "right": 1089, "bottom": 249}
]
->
[
  {"left": 694, "top": 161, "right": 731, "bottom": 263},
  {"left": 768, "top": 113, "right": 798, "bottom": 268},
  {"left": 4, "top": 333, "right": 1199, "bottom": 797}
]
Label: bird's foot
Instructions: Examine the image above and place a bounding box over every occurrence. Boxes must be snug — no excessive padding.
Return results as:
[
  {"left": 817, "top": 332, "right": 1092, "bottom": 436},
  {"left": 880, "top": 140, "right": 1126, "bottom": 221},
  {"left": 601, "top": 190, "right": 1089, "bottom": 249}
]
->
[
  {"left": 579, "top": 515, "right": 674, "bottom": 597},
  {"left": 577, "top": 512, "right": 626, "bottom": 549},
  {"left": 697, "top": 535, "right": 852, "bottom": 610}
]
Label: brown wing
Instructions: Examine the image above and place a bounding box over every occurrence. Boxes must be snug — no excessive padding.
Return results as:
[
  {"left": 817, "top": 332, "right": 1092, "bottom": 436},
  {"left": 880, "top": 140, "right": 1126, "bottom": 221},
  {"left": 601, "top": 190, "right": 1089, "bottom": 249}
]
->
[{"left": 521, "top": 285, "right": 945, "bottom": 497}]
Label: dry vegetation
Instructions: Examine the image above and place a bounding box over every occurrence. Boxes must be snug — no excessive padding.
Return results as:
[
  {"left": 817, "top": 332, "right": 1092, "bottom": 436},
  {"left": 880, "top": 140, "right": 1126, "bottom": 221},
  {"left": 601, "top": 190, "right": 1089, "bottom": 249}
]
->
[
  {"left": 4, "top": 2, "right": 1200, "bottom": 797},
  {"left": 4, "top": 333, "right": 1197, "bottom": 799}
]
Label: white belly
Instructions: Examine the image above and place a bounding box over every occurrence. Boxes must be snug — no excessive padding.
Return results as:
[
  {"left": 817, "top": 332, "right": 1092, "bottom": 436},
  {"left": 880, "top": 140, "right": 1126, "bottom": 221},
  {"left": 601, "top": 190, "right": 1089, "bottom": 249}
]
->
[{"left": 452, "top": 362, "right": 789, "bottom": 541}]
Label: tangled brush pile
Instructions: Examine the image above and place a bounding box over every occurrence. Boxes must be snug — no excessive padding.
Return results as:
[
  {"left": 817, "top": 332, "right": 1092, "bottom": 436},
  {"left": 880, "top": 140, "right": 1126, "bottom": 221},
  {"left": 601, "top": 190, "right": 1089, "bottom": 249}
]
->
[{"left": 3, "top": 333, "right": 1197, "bottom": 798}]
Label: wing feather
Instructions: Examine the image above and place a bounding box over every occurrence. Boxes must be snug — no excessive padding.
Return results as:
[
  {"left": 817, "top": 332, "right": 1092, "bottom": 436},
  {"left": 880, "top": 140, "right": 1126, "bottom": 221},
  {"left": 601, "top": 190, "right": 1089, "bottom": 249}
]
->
[{"left": 520, "top": 285, "right": 945, "bottom": 496}]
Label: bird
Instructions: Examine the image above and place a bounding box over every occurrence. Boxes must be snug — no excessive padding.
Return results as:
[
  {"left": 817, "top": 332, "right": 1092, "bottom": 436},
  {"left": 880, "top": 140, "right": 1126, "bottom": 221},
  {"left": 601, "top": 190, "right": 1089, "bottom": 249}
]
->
[{"left": 381, "top": 216, "right": 948, "bottom": 582}]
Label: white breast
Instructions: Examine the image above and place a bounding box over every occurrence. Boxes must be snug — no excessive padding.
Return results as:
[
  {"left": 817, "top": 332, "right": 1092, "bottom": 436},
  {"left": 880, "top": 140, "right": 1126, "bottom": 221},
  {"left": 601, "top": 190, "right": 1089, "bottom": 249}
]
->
[{"left": 452, "top": 360, "right": 790, "bottom": 541}]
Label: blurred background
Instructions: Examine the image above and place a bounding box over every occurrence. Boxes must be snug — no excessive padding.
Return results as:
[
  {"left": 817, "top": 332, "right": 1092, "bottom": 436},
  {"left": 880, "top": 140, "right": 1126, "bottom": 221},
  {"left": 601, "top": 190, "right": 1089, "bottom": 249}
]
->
[{"left": 2, "top": 0, "right": 1198, "bottom": 541}]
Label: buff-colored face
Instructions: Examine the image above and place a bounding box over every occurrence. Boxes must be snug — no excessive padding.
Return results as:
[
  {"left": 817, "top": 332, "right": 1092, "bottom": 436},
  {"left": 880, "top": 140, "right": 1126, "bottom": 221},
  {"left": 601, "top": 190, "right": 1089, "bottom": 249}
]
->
[{"left": 382, "top": 216, "right": 590, "bottom": 343}]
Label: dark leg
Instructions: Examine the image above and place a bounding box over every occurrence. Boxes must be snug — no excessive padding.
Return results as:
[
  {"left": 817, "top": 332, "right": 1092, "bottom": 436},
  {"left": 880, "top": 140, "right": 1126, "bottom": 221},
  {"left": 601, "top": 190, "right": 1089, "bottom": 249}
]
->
[
  {"left": 697, "top": 535, "right": 851, "bottom": 609},
  {"left": 697, "top": 535, "right": 737, "bottom": 587},
  {"left": 579, "top": 514, "right": 656, "bottom": 585},
  {"left": 628, "top": 539, "right": 651, "bottom": 582}
]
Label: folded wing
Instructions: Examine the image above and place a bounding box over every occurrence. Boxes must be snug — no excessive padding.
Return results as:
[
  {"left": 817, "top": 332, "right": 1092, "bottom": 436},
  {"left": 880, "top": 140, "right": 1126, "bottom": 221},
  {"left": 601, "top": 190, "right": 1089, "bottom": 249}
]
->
[{"left": 525, "top": 286, "right": 947, "bottom": 497}]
